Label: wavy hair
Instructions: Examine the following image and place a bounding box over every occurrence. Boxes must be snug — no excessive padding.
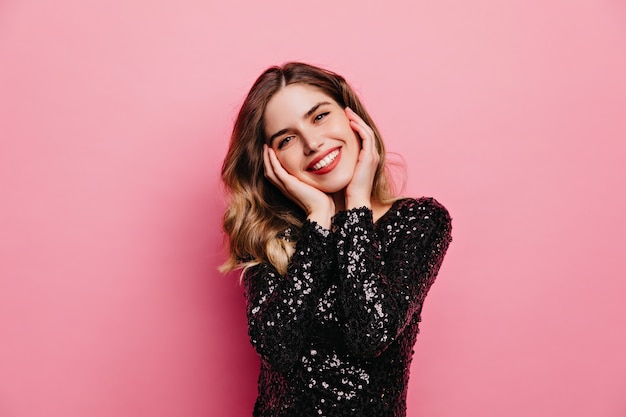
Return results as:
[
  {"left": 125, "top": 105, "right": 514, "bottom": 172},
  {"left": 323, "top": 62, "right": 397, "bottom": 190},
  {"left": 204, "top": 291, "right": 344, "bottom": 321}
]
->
[{"left": 220, "top": 62, "right": 398, "bottom": 275}]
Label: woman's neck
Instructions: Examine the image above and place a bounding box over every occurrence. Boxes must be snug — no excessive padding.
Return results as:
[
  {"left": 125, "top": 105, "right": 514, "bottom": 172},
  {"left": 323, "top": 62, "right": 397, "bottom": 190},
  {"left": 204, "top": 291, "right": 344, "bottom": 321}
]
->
[
  {"left": 331, "top": 191, "right": 347, "bottom": 213},
  {"left": 331, "top": 190, "right": 393, "bottom": 223}
]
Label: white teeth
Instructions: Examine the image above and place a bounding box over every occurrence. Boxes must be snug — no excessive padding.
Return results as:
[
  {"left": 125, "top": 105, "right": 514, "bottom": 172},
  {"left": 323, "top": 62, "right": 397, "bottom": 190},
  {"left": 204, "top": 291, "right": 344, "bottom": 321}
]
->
[{"left": 312, "top": 150, "right": 339, "bottom": 171}]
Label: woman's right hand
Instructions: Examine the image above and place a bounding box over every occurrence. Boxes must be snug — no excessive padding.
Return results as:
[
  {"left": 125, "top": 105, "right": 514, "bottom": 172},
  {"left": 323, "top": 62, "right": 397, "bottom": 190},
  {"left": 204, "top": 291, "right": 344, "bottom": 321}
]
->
[{"left": 263, "top": 145, "right": 334, "bottom": 229}]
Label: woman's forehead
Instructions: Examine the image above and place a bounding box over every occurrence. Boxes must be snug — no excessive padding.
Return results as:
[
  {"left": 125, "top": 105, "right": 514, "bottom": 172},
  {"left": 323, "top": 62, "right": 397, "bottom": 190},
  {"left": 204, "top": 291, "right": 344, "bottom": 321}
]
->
[{"left": 265, "top": 85, "right": 336, "bottom": 122}]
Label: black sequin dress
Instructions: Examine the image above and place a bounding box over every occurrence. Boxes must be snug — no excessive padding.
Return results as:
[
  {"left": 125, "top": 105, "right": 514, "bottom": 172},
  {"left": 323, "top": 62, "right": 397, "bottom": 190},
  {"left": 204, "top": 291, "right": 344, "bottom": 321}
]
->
[{"left": 243, "top": 197, "right": 452, "bottom": 417}]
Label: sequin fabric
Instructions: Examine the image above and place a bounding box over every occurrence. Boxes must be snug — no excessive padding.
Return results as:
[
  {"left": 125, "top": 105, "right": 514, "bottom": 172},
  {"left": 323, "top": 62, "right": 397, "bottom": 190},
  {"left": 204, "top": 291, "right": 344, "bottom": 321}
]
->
[{"left": 243, "top": 198, "right": 452, "bottom": 417}]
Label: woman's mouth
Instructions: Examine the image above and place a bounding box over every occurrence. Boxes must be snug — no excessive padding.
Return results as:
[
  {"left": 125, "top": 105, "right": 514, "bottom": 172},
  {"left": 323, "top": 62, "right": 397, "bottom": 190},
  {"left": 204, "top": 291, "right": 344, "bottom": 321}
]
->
[{"left": 308, "top": 149, "right": 340, "bottom": 172}]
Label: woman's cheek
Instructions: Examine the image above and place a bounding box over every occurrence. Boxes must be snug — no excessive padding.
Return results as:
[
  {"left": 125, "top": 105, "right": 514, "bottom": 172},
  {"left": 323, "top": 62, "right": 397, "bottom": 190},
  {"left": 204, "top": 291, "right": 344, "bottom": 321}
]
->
[{"left": 277, "top": 153, "right": 298, "bottom": 176}]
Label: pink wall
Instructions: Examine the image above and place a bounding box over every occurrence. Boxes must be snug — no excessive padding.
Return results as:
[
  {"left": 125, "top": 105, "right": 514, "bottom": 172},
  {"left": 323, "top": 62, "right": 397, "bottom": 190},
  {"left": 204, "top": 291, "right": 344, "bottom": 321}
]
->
[{"left": 1, "top": 0, "right": 625, "bottom": 416}]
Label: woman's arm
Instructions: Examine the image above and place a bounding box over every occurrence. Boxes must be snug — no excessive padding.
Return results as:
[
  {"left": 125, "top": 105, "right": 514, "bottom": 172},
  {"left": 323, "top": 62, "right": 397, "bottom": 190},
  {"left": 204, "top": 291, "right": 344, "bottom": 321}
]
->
[
  {"left": 333, "top": 197, "right": 452, "bottom": 357},
  {"left": 243, "top": 220, "right": 334, "bottom": 371}
]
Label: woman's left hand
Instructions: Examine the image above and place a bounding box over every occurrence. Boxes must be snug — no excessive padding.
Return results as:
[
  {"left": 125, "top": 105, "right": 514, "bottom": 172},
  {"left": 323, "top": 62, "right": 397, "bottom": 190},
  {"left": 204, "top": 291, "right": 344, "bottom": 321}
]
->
[{"left": 344, "top": 107, "right": 380, "bottom": 210}]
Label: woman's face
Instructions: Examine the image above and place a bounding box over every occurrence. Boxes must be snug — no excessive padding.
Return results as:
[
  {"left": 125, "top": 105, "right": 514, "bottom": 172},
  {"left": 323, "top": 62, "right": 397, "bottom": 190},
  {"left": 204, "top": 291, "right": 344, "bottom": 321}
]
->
[{"left": 263, "top": 83, "right": 360, "bottom": 194}]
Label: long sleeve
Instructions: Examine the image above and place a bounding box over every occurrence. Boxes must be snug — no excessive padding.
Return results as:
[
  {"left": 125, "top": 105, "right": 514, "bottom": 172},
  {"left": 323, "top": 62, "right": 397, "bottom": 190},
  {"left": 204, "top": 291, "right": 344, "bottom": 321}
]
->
[
  {"left": 243, "top": 220, "right": 334, "bottom": 371},
  {"left": 333, "top": 198, "right": 452, "bottom": 357}
]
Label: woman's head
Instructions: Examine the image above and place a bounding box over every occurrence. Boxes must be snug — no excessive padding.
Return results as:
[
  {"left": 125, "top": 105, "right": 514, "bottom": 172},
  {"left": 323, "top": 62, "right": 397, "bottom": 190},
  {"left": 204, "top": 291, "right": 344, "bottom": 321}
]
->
[
  {"left": 264, "top": 83, "right": 362, "bottom": 197},
  {"left": 220, "top": 62, "right": 397, "bottom": 273},
  {"left": 222, "top": 62, "right": 393, "bottom": 204}
]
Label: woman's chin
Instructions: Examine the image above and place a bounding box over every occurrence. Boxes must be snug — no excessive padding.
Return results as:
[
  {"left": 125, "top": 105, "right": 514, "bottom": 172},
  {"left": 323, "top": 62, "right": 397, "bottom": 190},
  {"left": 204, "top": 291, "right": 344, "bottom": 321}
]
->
[{"left": 316, "top": 182, "right": 350, "bottom": 195}]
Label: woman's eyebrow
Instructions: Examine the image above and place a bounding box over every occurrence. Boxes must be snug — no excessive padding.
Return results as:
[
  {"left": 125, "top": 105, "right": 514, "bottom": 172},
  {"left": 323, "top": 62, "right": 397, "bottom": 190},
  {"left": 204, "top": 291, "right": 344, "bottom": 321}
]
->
[
  {"left": 304, "top": 101, "right": 331, "bottom": 118},
  {"left": 268, "top": 129, "right": 288, "bottom": 146},
  {"left": 267, "top": 101, "right": 332, "bottom": 146}
]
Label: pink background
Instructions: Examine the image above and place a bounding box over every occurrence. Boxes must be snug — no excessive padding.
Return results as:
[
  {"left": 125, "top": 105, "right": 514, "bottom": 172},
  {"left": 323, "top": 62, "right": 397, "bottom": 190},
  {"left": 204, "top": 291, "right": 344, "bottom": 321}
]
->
[{"left": 1, "top": 0, "right": 625, "bottom": 416}]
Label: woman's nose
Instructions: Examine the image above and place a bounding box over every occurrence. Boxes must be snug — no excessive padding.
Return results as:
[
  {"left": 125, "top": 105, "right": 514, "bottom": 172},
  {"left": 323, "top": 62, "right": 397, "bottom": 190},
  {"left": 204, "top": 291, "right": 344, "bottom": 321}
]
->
[{"left": 302, "top": 134, "right": 324, "bottom": 155}]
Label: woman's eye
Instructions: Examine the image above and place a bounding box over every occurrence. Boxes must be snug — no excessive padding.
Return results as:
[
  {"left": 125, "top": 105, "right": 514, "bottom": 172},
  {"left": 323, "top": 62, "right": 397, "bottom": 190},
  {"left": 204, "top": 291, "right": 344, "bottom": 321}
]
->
[
  {"left": 314, "top": 112, "right": 330, "bottom": 122},
  {"left": 278, "top": 136, "right": 294, "bottom": 149}
]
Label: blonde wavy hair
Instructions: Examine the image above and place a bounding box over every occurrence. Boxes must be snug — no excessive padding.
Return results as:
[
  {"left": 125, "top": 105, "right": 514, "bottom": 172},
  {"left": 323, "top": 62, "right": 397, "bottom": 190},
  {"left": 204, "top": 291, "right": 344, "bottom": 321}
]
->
[{"left": 220, "top": 62, "right": 398, "bottom": 275}]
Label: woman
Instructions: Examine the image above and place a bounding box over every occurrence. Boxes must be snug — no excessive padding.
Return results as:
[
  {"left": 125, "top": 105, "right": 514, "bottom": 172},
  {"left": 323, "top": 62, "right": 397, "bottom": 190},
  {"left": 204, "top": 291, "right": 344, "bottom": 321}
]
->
[{"left": 220, "top": 62, "right": 452, "bottom": 416}]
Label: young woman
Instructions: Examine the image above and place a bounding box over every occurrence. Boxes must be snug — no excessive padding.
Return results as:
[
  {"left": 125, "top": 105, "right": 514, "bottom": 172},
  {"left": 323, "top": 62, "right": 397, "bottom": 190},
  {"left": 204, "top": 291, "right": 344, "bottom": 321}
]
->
[{"left": 220, "top": 62, "right": 452, "bottom": 417}]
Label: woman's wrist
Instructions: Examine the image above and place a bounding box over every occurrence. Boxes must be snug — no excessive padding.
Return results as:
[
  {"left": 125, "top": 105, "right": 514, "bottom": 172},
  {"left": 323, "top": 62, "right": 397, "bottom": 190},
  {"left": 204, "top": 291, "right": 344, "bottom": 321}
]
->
[
  {"left": 306, "top": 200, "right": 334, "bottom": 230},
  {"left": 345, "top": 196, "right": 371, "bottom": 211},
  {"left": 307, "top": 211, "right": 332, "bottom": 230}
]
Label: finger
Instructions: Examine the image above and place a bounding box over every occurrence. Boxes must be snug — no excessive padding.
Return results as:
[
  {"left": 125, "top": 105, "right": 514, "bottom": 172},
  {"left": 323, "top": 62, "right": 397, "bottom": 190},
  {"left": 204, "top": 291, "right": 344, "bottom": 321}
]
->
[
  {"left": 262, "top": 145, "right": 276, "bottom": 181},
  {"left": 345, "top": 108, "right": 377, "bottom": 154},
  {"left": 263, "top": 145, "right": 285, "bottom": 190},
  {"left": 345, "top": 107, "right": 375, "bottom": 138},
  {"left": 267, "top": 147, "right": 290, "bottom": 183},
  {"left": 346, "top": 111, "right": 381, "bottom": 175},
  {"left": 262, "top": 145, "right": 271, "bottom": 176},
  {"left": 349, "top": 121, "right": 378, "bottom": 164}
]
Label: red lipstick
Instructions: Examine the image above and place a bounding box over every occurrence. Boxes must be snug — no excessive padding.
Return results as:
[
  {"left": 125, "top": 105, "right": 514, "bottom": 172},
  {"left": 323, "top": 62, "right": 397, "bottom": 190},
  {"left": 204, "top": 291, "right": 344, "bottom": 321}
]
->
[{"left": 306, "top": 147, "right": 341, "bottom": 175}]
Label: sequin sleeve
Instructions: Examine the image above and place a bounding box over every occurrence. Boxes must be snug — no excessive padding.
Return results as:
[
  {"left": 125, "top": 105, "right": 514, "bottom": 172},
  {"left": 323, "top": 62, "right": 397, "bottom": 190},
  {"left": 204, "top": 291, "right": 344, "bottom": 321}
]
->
[
  {"left": 243, "top": 220, "right": 334, "bottom": 371},
  {"left": 333, "top": 197, "right": 452, "bottom": 357}
]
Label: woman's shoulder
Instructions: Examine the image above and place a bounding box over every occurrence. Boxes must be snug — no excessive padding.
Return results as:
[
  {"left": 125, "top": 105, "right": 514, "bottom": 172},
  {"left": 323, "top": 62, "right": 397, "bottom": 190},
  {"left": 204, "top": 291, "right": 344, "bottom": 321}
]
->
[
  {"left": 380, "top": 197, "right": 452, "bottom": 245},
  {"left": 386, "top": 197, "right": 451, "bottom": 221}
]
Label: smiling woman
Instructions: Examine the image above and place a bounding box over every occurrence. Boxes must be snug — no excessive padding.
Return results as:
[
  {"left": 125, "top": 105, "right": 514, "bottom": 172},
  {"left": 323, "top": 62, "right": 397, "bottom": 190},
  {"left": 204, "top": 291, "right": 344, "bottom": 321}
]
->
[
  {"left": 263, "top": 84, "right": 364, "bottom": 221},
  {"left": 220, "top": 62, "right": 452, "bottom": 417}
]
